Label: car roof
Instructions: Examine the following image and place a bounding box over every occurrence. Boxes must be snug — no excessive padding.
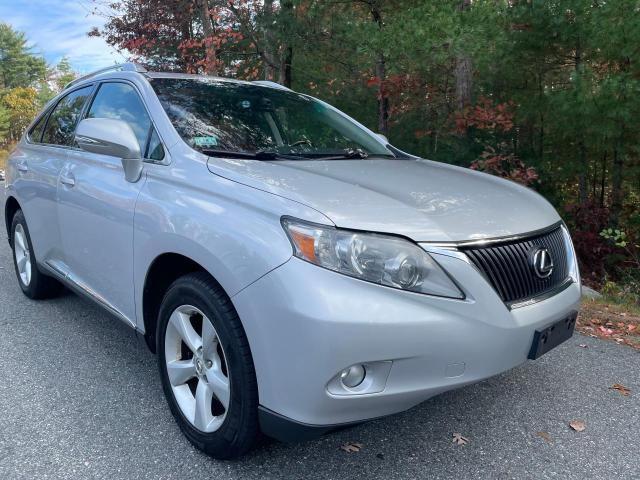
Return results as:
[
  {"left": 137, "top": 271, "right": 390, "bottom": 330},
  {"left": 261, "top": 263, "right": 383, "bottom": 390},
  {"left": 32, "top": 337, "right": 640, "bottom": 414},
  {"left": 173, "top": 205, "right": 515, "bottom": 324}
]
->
[
  {"left": 146, "top": 72, "right": 250, "bottom": 84},
  {"left": 64, "top": 63, "right": 292, "bottom": 93}
]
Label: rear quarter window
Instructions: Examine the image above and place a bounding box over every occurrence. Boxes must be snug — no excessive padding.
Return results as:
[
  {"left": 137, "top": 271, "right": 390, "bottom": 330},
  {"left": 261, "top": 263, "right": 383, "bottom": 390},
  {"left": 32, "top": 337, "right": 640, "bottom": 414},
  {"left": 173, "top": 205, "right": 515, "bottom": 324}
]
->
[{"left": 28, "top": 111, "right": 49, "bottom": 143}]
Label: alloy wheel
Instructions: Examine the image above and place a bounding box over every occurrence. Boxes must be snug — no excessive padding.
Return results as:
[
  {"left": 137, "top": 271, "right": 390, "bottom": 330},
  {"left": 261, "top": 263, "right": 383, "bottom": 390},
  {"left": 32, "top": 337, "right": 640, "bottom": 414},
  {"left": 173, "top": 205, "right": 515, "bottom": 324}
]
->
[
  {"left": 14, "top": 224, "right": 31, "bottom": 286},
  {"left": 164, "top": 305, "right": 230, "bottom": 433}
]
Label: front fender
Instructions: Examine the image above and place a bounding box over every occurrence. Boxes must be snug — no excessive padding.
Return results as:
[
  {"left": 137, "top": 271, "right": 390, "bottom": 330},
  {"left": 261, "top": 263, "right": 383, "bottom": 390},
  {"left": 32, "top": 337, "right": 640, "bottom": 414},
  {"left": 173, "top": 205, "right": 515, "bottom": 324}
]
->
[{"left": 133, "top": 163, "right": 331, "bottom": 332}]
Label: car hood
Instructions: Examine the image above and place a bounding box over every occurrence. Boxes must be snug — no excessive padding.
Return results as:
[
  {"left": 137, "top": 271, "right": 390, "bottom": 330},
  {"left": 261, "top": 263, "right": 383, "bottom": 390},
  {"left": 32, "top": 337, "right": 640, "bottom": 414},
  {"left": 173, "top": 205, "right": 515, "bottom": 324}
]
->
[{"left": 206, "top": 156, "right": 560, "bottom": 242}]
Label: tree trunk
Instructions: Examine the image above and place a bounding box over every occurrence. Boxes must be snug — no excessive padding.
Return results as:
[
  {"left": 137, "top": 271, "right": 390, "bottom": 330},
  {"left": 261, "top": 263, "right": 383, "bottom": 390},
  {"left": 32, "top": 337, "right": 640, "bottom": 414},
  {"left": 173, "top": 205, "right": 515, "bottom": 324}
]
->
[
  {"left": 578, "top": 141, "right": 588, "bottom": 204},
  {"left": 455, "top": 0, "right": 472, "bottom": 111},
  {"left": 180, "top": 12, "right": 194, "bottom": 73},
  {"left": 369, "top": 2, "right": 389, "bottom": 136},
  {"left": 199, "top": 0, "right": 218, "bottom": 75},
  {"left": 575, "top": 41, "right": 588, "bottom": 204},
  {"left": 600, "top": 150, "right": 607, "bottom": 208},
  {"left": 278, "top": 45, "right": 293, "bottom": 88},
  {"left": 455, "top": 55, "right": 472, "bottom": 111},
  {"left": 277, "top": 1, "right": 294, "bottom": 88},
  {"left": 375, "top": 54, "right": 389, "bottom": 135},
  {"left": 591, "top": 156, "right": 597, "bottom": 200},
  {"left": 610, "top": 146, "right": 624, "bottom": 227},
  {"left": 262, "top": 0, "right": 278, "bottom": 81}
]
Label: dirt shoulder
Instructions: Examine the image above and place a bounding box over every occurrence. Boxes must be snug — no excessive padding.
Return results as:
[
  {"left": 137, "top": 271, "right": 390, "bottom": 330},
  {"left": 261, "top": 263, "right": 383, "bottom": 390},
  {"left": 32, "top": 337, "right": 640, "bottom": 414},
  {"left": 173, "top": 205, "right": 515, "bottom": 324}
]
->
[{"left": 578, "top": 298, "right": 640, "bottom": 350}]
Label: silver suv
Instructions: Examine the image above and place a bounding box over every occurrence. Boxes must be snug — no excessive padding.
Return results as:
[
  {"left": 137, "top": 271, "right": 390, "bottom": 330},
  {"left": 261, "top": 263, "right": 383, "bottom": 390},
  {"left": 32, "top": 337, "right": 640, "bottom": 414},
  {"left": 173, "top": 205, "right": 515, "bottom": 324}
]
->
[{"left": 3, "top": 63, "right": 581, "bottom": 459}]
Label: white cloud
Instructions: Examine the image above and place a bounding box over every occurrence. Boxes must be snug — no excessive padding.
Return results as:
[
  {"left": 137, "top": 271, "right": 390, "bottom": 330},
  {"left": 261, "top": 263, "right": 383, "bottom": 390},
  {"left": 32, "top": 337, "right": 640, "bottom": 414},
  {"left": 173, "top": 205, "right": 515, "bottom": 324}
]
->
[{"left": 0, "top": 0, "right": 127, "bottom": 73}]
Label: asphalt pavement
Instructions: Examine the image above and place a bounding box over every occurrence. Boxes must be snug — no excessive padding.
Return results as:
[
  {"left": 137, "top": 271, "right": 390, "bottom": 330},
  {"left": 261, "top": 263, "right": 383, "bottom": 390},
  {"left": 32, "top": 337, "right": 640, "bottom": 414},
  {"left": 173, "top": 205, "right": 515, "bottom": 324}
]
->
[{"left": 0, "top": 206, "right": 638, "bottom": 480}]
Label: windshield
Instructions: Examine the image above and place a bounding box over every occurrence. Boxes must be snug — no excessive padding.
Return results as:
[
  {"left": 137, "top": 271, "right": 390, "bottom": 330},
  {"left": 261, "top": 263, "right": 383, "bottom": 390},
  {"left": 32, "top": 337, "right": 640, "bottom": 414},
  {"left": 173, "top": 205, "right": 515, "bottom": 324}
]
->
[{"left": 150, "top": 78, "right": 395, "bottom": 159}]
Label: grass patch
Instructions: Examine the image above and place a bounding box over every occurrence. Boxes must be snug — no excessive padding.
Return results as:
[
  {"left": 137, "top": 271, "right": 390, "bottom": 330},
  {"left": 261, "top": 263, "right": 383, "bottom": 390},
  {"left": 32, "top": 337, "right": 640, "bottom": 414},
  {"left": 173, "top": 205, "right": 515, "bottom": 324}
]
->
[{"left": 599, "top": 280, "right": 640, "bottom": 314}]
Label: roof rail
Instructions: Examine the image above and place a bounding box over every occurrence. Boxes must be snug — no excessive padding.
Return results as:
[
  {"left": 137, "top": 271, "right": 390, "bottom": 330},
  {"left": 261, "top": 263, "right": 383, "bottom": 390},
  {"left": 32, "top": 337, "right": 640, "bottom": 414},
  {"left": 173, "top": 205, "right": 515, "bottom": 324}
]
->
[
  {"left": 252, "top": 80, "right": 292, "bottom": 91},
  {"left": 64, "top": 62, "right": 148, "bottom": 90}
]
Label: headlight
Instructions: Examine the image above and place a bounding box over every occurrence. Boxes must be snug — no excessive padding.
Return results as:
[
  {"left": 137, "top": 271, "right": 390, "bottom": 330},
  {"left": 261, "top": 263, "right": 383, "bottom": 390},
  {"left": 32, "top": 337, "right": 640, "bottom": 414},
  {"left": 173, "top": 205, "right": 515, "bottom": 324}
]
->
[
  {"left": 281, "top": 217, "right": 464, "bottom": 299},
  {"left": 561, "top": 224, "right": 580, "bottom": 285}
]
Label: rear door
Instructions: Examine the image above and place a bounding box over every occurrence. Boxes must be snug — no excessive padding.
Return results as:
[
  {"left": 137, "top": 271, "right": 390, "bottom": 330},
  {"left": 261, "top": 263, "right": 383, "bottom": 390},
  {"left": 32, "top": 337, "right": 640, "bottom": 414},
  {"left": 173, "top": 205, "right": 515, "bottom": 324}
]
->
[
  {"left": 12, "top": 85, "right": 94, "bottom": 267},
  {"left": 57, "top": 81, "right": 165, "bottom": 326}
]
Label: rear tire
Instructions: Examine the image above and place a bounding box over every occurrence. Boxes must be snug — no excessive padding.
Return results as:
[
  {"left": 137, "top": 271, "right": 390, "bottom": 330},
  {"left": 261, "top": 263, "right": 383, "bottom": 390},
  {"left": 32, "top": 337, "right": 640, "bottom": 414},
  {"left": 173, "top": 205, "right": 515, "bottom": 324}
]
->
[
  {"left": 10, "top": 210, "right": 63, "bottom": 299},
  {"left": 157, "top": 272, "right": 259, "bottom": 459}
]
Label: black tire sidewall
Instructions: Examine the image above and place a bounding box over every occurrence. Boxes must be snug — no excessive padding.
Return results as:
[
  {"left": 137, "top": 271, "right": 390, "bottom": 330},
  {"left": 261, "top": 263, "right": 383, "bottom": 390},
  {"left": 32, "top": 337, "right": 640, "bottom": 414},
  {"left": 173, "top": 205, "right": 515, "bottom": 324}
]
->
[
  {"left": 157, "top": 275, "right": 258, "bottom": 458},
  {"left": 11, "top": 210, "right": 37, "bottom": 296}
]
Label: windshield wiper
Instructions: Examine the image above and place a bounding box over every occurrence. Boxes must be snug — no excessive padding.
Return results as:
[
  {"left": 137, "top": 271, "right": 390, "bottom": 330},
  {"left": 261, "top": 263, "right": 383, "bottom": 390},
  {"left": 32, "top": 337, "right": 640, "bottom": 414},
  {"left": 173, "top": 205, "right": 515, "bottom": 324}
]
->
[
  {"left": 299, "top": 148, "right": 371, "bottom": 160},
  {"left": 201, "top": 149, "right": 305, "bottom": 160}
]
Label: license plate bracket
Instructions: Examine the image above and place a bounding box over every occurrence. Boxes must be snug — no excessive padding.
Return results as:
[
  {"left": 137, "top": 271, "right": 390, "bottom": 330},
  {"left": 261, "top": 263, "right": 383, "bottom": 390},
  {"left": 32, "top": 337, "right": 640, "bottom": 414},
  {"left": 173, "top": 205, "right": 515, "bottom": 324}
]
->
[{"left": 528, "top": 311, "right": 578, "bottom": 360}]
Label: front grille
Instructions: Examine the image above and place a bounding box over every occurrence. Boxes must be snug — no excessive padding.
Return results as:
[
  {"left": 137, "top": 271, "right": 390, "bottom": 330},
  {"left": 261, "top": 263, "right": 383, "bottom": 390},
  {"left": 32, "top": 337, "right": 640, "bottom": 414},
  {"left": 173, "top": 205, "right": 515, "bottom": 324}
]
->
[{"left": 462, "top": 226, "right": 569, "bottom": 305}]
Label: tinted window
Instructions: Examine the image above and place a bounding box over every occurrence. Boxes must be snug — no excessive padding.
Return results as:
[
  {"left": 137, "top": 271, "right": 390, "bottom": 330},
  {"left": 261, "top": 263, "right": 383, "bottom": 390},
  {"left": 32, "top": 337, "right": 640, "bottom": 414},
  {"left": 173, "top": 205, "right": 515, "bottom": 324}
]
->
[
  {"left": 42, "top": 86, "right": 93, "bottom": 146},
  {"left": 150, "top": 78, "right": 394, "bottom": 158},
  {"left": 87, "top": 82, "right": 151, "bottom": 152},
  {"left": 146, "top": 128, "right": 165, "bottom": 161},
  {"left": 28, "top": 111, "right": 49, "bottom": 143}
]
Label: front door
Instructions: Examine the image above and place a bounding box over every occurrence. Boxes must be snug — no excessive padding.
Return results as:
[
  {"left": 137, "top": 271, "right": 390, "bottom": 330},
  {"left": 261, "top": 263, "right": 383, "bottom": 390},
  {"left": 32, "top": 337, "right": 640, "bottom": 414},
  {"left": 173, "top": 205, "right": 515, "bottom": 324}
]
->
[{"left": 57, "top": 81, "right": 156, "bottom": 325}]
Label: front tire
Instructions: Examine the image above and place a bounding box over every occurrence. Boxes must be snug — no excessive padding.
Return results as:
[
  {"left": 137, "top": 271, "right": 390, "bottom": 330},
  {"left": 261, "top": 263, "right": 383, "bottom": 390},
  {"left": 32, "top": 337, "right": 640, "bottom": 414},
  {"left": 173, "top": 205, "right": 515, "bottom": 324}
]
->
[
  {"left": 157, "top": 272, "right": 259, "bottom": 459},
  {"left": 11, "top": 209, "right": 62, "bottom": 299}
]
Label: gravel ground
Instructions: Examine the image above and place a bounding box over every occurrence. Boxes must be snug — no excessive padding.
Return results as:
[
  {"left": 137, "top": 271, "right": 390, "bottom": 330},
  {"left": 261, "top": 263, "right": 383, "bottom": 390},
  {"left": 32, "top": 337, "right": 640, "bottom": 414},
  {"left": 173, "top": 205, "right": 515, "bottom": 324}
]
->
[{"left": 0, "top": 206, "right": 638, "bottom": 479}]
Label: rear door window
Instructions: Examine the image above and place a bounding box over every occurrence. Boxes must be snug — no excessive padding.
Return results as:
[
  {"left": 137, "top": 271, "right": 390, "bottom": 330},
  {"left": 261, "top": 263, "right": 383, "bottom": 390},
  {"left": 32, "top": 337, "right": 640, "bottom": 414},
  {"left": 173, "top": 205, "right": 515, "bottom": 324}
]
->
[{"left": 42, "top": 86, "right": 93, "bottom": 146}]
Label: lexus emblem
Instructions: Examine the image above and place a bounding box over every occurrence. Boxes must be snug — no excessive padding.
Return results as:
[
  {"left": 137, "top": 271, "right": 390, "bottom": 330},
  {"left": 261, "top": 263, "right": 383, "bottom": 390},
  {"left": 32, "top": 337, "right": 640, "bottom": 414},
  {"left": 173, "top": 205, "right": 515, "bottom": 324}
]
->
[{"left": 531, "top": 247, "right": 554, "bottom": 279}]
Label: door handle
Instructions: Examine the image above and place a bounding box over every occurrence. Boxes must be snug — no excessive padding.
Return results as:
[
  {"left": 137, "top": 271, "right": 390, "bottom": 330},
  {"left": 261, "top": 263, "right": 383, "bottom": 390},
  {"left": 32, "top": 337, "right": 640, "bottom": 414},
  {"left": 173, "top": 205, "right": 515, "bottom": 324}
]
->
[
  {"left": 17, "top": 162, "right": 28, "bottom": 172},
  {"left": 60, "top": 174, "right": 76, "bottom": 187}
]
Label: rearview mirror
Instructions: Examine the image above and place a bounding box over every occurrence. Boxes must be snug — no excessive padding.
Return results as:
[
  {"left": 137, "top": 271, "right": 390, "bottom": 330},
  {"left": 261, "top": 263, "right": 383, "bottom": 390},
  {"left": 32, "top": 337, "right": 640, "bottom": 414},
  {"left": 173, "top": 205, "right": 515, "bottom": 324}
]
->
[
  {"left": 75, "top": 118, "right": 143, "bottom": 183},
  {"left": 377, "top": 133, "right": 389, "bottom": 144}
]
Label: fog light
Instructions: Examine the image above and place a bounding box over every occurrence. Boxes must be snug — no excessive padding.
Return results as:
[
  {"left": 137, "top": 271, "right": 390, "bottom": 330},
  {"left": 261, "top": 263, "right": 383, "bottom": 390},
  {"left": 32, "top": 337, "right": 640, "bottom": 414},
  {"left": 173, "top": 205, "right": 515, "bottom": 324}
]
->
[{"left": 340, "top": 365, "right": 366, "bottom": 388}]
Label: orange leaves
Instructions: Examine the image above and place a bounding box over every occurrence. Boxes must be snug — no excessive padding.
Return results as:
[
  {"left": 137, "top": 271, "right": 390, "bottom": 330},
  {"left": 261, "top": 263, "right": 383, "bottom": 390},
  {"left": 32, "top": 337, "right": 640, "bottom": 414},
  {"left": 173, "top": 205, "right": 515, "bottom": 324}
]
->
[
  {"left": 366, "top": 77, "right": 381, "bottom": 88},
  {"left": 455, "top": 96, "right": 516, "bottom": 135},
  {"left": 609, "top": 384, "right": 631, "bottom": 396},
  {"left": 470, "top": 144, "right": 539, "bottom": 186},
  {"left": 456, "top": 97, "right": 538, "bottom": 186}
]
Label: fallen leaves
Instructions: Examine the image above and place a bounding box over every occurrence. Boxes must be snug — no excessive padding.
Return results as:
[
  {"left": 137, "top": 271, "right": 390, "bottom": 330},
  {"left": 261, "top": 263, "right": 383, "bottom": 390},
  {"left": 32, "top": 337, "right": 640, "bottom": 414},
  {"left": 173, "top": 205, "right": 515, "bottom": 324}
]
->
[
  {"left": 452, "top": 433, "right": 469, "bottom": 446},
  {"left": 339, "top": 442, "right": 363, "bottom": 453},
  {"left": 536, "top": 431, "right": 553, "bottom": 443},
  {"left": 609, "top": 383, "right": 631, "bottom": 396},
  {"left": 577, "top": 301, "right": 640, "bottom": 350},
  {"left": 569, "top": 420, "right": 586, "bottom": 432},
  {"left": 578, "top": 343, "right": 588, "bottom": 348},
  {"left": 598, "top": 326, "right": 614, "bottom": 336}
]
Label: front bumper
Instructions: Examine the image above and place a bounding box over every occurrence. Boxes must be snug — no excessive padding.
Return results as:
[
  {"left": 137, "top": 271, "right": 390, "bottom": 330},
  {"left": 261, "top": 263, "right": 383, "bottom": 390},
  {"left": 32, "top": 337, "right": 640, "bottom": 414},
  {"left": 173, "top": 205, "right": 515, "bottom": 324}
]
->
[{"left": 232, "top": 251, "right": 581, "bottom": 439}]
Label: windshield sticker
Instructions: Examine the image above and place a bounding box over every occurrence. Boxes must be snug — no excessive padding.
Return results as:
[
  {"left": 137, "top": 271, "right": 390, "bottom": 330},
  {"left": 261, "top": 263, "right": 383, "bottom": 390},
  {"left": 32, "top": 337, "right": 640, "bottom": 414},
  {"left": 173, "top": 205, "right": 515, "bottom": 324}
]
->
[{"left": 193, "top": 136, "right": 218, "bottom": 147}]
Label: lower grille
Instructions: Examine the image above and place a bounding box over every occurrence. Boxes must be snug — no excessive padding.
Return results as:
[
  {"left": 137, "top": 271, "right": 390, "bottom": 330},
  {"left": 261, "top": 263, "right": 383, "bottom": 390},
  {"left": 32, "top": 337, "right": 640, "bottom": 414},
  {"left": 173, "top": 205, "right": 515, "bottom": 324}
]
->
[{"left": 462, "top": 225, "right": 569, "bottom": 305}]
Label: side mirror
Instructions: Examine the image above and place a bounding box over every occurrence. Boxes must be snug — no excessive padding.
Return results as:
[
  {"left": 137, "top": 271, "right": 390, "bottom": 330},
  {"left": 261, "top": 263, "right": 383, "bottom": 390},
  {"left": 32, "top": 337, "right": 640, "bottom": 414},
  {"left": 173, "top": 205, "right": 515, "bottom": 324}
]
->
[
  {"left": 377, "top": 133, "right": 389, "bottom": 144},
  {"left": 75, "top": 118, "right": 143, "bottom": 183}
]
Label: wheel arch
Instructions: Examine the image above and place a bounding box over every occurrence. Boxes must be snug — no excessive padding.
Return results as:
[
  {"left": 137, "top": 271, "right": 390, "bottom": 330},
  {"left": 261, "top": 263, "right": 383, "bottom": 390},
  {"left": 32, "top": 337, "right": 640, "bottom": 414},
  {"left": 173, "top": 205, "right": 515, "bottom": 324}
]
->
[
  {"left": 141, "top": 252, "right": 232, "bottom": 353},
  {"left": 142, "top": 252, "right": 202, "bottom": 352},
  {"left": 4, "top": 195, "right": 21, "bottom": 246}
]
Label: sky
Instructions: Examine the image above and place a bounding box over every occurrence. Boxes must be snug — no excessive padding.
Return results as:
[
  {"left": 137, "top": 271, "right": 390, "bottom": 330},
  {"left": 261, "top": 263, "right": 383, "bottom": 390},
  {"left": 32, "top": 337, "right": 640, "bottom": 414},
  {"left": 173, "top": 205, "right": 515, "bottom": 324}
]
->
[{"left": 0, "top": 0, "right": 127, "bottom": 74}]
